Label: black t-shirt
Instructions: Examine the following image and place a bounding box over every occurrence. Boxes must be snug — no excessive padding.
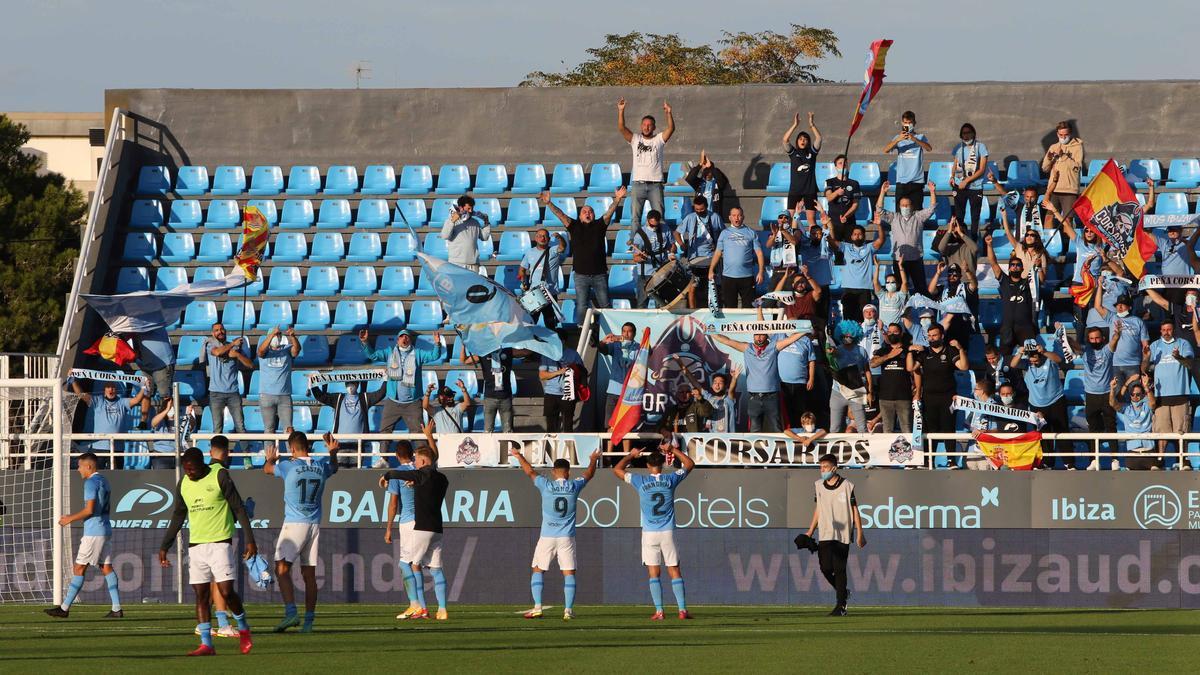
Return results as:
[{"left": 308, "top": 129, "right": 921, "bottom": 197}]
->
[
  {"left": 566, "top": 216, "right": 612, "bottom": 276},
  {"left": 384, "top": 466, "right": 449, "bottom": 533},
  {"left": 874, "top": 345, "right": 912, "bottom": 401},
  {"left": 787, "top": 144, "right": 819, "bottom": 196},
  {"left": 998, "top": 275, "right": 1035, "bottom": 327},
  {"left": 916, "top": 346, "right": 961, "bottom": 396},
  {"left": 477, "top": 348, "right": 514, "bottom": 399},
  {"left": 975, "top": 362, "right": 1028, "bottom": 399},
  {"left": 824, "top": 177, "right": 862, "bottom": 223}
]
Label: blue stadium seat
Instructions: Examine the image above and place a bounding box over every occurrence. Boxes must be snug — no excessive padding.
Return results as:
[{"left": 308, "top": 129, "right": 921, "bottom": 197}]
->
[
  {"left": 380, "top": 266, "right": 415, "bottom": 296},
  {"left": 175, "top": 336, "right": 206, "bottom": 367},
  {"left": 849, "top": 162, "right": 882, "bottom": 191},
  {"left": 611, "top": 299, "right": 632, "bottom": 310},
  {"left": 271, "top": 234, "right": 308, "bottom": 264},
  {"left": 192, "top": 266, "right": 226, "bottom": 285},
  {"left": 175, "top": 369, "right": 206, "bottom": 399},
  {"left": 347, "top": 232, "right": 382, "bottom": 262},
  {"left": 1155, "top": 193, "right": 1189, "bottom": 216},
  {"left": 160, "top": 233, "right": 197, "bottom": 263},
  {"left": 115, "top": 267, "right": 149, "bottom": 293},
  {"left": 242, "top": 270, "right": 265, "bottom": 297},
  {"left": 1081, "top": 159, "right": 1108, "bottom": 187},
  {"left": 407, "top": 300, "right": 443, "bottom": 330},
  {"left": 295, "top": 300, "right": 331, "bottom": 330},
  {"left": 608, "top": 264, "right": 637, "bottom": 296},
  {"left": 333, "top": 335, "right": 368, "bottom": 365},
  {"left": 758, "top": 196, "right": 789, "bottom": 226},
  {"left": 477, "top": 237, "right": 494, "bottom": 263},
  {"left": 154, "top": 266, "right": 188, "bottom": 291},
  {"left": 246, "top": 371, "right": 262, "bottom": 400},
  {"left": 927, "top": 161, "right": 953, "bottom": 191},
  {"left": 355, "top": 199, "right": 391, "bottom": 228},
  {"left": 414, "top": 269, "right": 435, "bottom": 297},
  {"left": 932, "top": 196, "right": 953, "bottom": 225},
  {"left": 383, "top": 232, "right": 418, "bottom": 262},
  {"left": 474, "top": 164, "right": 508, "bottom": 194},
  {"left": 361, "top": 165, "right": 397, "bottom": 195},
  {"left": 309, "top": 232, "right": 345, "bottom": 262},
  {"left": 550, "top": 164, "right": 585, "bottom": 194},
  {"left": 324, "top": 165, "right": 359, "bottom": 195},
  {"left": 182, "top": 301, "right": 218, "bottom": 330},
  {"left": 559, "top": 300, "right": 577, "bottom": 324},
  {"left": 422, "top": 233, "right": 449, "bottom": 260},
  {"left": 664, "top": 196, "right": 685, "bottom": 224},
  {"left": 965, "top": 196, "right": 992, "bottom": 226},
  {"left": 211, "top": 165, "right": 246, "bottom": 195},
  {"left": 292, "top": 372, "right": 316, "bottom": 401},
  {"left": 342, "top": 266, "right": 378, "bottom": 296},
  {"left": 137, "top": 166, "right": 171, "bottom": 195},
  {"left": 496, "top": 231, "right": 530, "bottom": 261},
  {"left": 249, "top": 166, "right": 284, "bottom": 196},
  {"left": 1127, "top": 159, "right": 1161, "bottom": 189},
  {"left": 665, "top": 161, "right": 691, "bottom": 194},
  {"left": 1063, "top": 370, "right": 1086, "bottom": 402},
  {"left": 587, "top": 163, "right": 622, "bottom": 192},
  {"left": 204, "top": 199, "right": 240, "bottom": 229},
  {"left": 429, "top": 198, "right": 456, "bottom": 225},
  {"left": 1165, "top": 158, "right": 1200, "bottom": 189},
  {"left": 303, "top": 266, "right": 340, "bottom": 296},
  {"left": 294, "top": 335, "right": 330, "bottom": 366},
  {"left": 815, "top": 162, "right": 837, "bottom": 190},
  {"left": 371, "top": 300, "right": 406, "bottom": 330},
  {"left": 475, "top": 197, "right": 502, "bottom": 225},
  {"left": 122, "top": 232, "right": 157, "bottom": 262},
  {"left": 285, "top": 165, "right": 322, "bottom": 195},
  {"left": 291, "top": 405, "right": 313, "bottom": 433},
  {"left": 130, "top": 199, "right": 164, "bottom": 229},
  {"left": 765, "top": 162, "right": 791, "bottom": 193},
  {"left": 397, "top": 165, "right": 433, "bottom": 195},
  {"left": 1005, "top": 160, "right": 1045, "bottom": 190},
  {"left": 542, "top": 197, "right": 576, "bottom": 224},
  {"left": 174, "top": 166, "right": 208, "bottom": 195},
  {"left": 585, "top": 196, "right": 614, "bottom": 220},
  {"left": 196, "top": 233, "right": 233, "bottom": 262},
  {"left": 444, "top": 369, "right": 480, "bottom": 398},
  {"left": 278, "top": 199, "right": 314, "bottom": 229},
  {"left": 256, "top": 300, "right": 293, "bottom": 330},
  {"left": 332, "top": 300, "right": 369, "bottom": 331},
  {"left": 611, "top": 230, "right": 634, "bottom": 260},
  {"left": 511, "top": 164, "right": 547, "bottom": 194},
  {"left": 245, "top": 199, "right": 278, "bottom": 225},
  {"left": 493, "top": 265, "right": 521, "bottom": 292},
  {"left": 242, "top": 406, "right": 264, "bottom": 432},
  {"left": 395, "top": 198, "right": 428, "bottom": 226},
  {"left": 264, "top": 266, "right": 303, "bottom": 298},
  {"left": 315, "top": 199, "right": 352, "bottom": 229},
  {"left": 505, "top": 198, "right": 540, "bottom": 226},
  {"left": 435, "top": 165, "right": 471, "bottom": 194},
  {"left": 221, "top": 300, "right": 256, "bottom": 328}
]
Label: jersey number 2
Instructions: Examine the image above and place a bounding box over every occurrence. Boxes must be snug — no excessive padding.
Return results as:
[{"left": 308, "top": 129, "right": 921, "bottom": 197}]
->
[{"left": 650, "top": 493, "right": 668, "bottom": 516}]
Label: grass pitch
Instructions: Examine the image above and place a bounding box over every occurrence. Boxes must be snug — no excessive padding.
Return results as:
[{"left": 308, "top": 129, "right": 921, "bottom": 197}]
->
[{"left": 1, "top": 603, "right": 1195, "bottom": 673}]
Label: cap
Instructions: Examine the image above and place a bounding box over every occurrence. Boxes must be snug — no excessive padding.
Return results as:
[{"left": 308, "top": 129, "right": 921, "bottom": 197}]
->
[
  {"left": 1116, "top": 295, "right": 1134, "bottom": 307},
  {"left": 863, "top": 303, "right": 878, "bottom": 314},
  {"left": 777, "top": 212, "right": 792, "bottom": 221},
  {"left": 398, "top": 328, "right": 415, "bottom": 337},
  {"left": 947, "top": 263, "right": 962, "bottom": 274},
  {"left": 438, "top": 386, "right": 455, "bottom": 398}
]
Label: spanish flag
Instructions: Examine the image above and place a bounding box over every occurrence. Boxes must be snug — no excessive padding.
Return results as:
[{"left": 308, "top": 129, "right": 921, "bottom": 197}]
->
[
  {"left": 83, "top": 332, "right": 136, "bottom": 366},
  {"left": 848, "top": 39, "right": 893, "bottom": 139},
  {"left": 1069, "top": 261, "right": 1097, "bottom": 307},
  {"left": 608, "top": 327, "right": 650, "bottom": 446},
  {"left": 234, "top": 205, "right": 269, "bottom": 280},
  {"left": 975, "top": 431, "right": 1043, "bottom": 470},
  {"left": 1071, "top": 159, "right": 1157, "bottom": 278}
]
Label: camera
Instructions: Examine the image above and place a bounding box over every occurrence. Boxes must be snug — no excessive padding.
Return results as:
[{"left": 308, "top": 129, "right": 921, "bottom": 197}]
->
[{"left": 901, "top": 123, "right": 914, "bottom": 133}]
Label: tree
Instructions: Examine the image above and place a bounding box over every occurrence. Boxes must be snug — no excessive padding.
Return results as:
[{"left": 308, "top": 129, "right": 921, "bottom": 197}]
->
[
  {"left": 521, "top": 26, "right": 840, "bottom": 87},
  {"left": 0, "top": 114, "right": 86, "bottom": 355}
]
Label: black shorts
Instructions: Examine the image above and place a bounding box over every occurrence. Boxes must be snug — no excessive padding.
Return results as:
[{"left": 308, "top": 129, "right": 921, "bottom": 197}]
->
[{"left": 788, "top": 193, "right": 818, "bottom": 212}]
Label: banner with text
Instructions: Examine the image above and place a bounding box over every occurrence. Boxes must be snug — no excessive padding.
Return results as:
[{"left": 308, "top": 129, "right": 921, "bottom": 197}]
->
[{"left": 682, "top": 433, "right": 924, "bottom": 467}]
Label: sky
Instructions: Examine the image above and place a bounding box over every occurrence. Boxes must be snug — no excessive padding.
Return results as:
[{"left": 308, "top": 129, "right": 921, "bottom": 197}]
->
[{"left": 3, "top": 0, "right": 1197, "bottom": 112}]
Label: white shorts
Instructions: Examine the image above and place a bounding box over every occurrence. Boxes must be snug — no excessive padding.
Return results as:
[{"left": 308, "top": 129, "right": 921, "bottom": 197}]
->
[
  {"left": 641, "top": 530, "right": 679, "bottom": 567},
  {"left": 75, "top": 535, "right": 112, "bottom": 567},
  {"left": 531, "top": 536, "right": 577, "bottom": 571},
  {"left": 275, "top": 523, "right": 321, "bottom": 567},
  {"left": 405, "top": 530, "right": 443, "bottom": 568},
  {"left": 397, "top": 521, "right": 417, "bottom": 563},
  {"left": 187, "top": 542, "right": 237, "bottom": 585}
]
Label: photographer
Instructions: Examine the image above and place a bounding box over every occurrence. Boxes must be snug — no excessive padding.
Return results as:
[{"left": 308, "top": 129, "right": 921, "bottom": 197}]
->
[
  {"left": 882, "top": 110, "right": 933, "bottom": 209},
  {"left": 440, "top": 195, "right": 491, "bottom": 271}
]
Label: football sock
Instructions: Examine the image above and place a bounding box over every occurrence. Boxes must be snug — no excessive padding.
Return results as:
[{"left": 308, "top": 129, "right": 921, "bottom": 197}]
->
[
  {"left": 431, "top": 568, "right": 447, "bottom": 609},
  {"left": 104, "top": 572, "right": 122, "bottom": 611},
  {"left": 413, "top": 569, "right": 427, "bottom": 609},
  {"left": 233, "top": 612, "right": 249, "bottom": 631},
  {"left": 671, "top": 578, "right": 687, "bottom": 611},
  {"left": 530, "top": 572, "right": 544, "bottom": 607},
  {"left": 563, "top": 576, "right": 576, "bottom": 611},
  {"left": 285, "top": 602, "right": 297, "bottom": 618},
  {"left": 649, "top": 578, "right": 663, "bottom": 612},
  {"left": 215, "top": 610, "right": 230, "bottom": 629},
  {"left": 198, "top": 622, "right": 213, "bottom": 648},
  {"left": 62, "top": 575, "right": 84, "bottom": 611},
  {"left": 303, "top": 611, "right": 315, "bottom": 627},
  {"left": 401, "top": 563, "right": 417, "bottom": 605}
]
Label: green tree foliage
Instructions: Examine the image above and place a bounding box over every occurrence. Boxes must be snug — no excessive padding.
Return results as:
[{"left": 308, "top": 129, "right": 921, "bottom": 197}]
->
[
  {"left": 0, "top": 114, "right": 86, "bottom": 354},
  {"left": 521, "top": 26, "right": 840, "bottom": 87}
]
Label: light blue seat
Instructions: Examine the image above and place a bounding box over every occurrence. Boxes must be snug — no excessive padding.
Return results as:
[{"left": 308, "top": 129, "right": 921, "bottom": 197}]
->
[
  {"left": 1165, "top": 158, "right": 1200, "bottom": 189},
  {"left": 331, "top": 300, "right": 369, "bottom": 331},
  {"left": 1063, "top": 370, "right": 1086, "bottom": 403},
  {"left": 395, "top": 198, "right": 428, "bottom": 226},
  {"left": 285, "top": 165, "right": 321, "bottom": 195},
  {"left": 611, "top": 230, "right": 634, "bottom": 260},
  {"left": 292, "top": 372, "right": 316, "bottom": 401},
  {"left": 361, "top": 165, "right": 397, "bottom": 195},
  {"left": 175, "top": 336, "right": 206, "bottom": 367},
  {"left": 204, "top": 199, "right": 240, "bottom": 229},
  {"left": 130, "top": 199, "right": 164, "bottom": 229},
  {"left": 175, "top": 369, "right": 206, "bottom": 399},
  {"left": 383, "top": 232, "right": 418, "bottom": 262},
  {"left": 295, "top": 300, "right": 331, "bottom": 330},
  {"left": 315, "top": 199, "right": 352, "bottom": 229},
  {"left": 294, "top": 335, "right": 330, "bottom": 366},
  {"left": 279, "top": 199, "right": 314, "bottom": 229},
  {"left": 355, "top": 199, "right": 391, "bottom": 228},
  {"left": 174, "top": 166, "right": 208, "bottom": 195},
  {"left": 585, "top": 196, "right": 614, "bottom": 220},
  {"left": 587, "top": 163, "right": 622, "bottom": 192},
  {"left": 380, "top": 267, "right": 415, "bottom": 296},
  {"left": 309, "top": 232, "right": 345, "bottom": 262},
  {"left": 511, "top": 164, "right": 547, "bottom": 194},
  {"left": 493, "top": 265, "right": 521, "bottom": 292},
  {"left": 256, "top": 300, "right": 293, "bottom": 330},
  {"left": 407, "top": 300, "right": 443, "bottom": 330},
  {"left": 245, "top": 199, "right": 278, "bottom": 225},
  {"left": 333, "top": 335, "right": 368, "bottom": 365},
  {"left": 429, "top": 198, "right": 456, "bottom": 225},
  {"left": 550, "top": 163, "right": 585, "bottom": 194},
  {"left": 249, "top": 166, "right": 284, "bottom": 196},
  {"left": 342, "top": 266, "right": 378, "bottom": 296},
  {"left": 1005, "top": 160, "right": 1045, "bottom": 189},
  {"left": 241, "top": 270, "right": 265, "bottom": 297},
  {"left": 665, "top": 162, "right": 691, "bottom": 194},
  {"left": 137, "top": 166, "right": 171, "bottom": 194},
  {"left": 815, "top": 162, "right": 837, "bottom": 190},
  {"left": 1155, "top": 193, "right": 1189, "bottom": 216},
  {"left": 422, "top": 233, "right": 449, "bottom": 260},
  {"left": 964, "top": 196, "right": 992, "bottom": 226},
  {"left": 324, "top": 165, "right": 359, "bottom": 195},
  {"left": 303, "top": 266, "right": 340, "bottom": 296},
  {"left": 154, "top": 266, "right": 188, "bottom": 291},
  {"left": 478, "top": 237, "right": 495, "bottom": 263},
  {"left": 849, "top": 162, "right": 882, "bottom": 191},
  {"left": 608, "top": 264, "right": 637, "bottom": 296},
  {"left": 245, "top": 371, "right": 262, "bottom": 401},
  {"left": 758, "top": 196, "right": 789, "bottom": 226},
  {"left": 663, "top": 196, "right": 685, "bottom": 224},
  {"left": 435, "top": 165, "right": 471, "bottom": 195},
  {"left": 182, "top": 301, "right": 218, "bottom": 330},
  {"left": 347, "top": 232, "right": 382, "bottom": 261},
  {"left": 505, "top": 198, "right": 540, "bottom": 226},
  {"left": 221, "top": 300, "right": 256, "bottom": 328},
  {"left": 115, "top": 267, "right": 149, "bottom": 293},
  {"left": 414, "top": 269, "right": 436, "bottom": 297},
  {"left": 474, "top": 164, "right": 508, "bottom": 194},
  {"left": 542, "top": 197, "right": 576, "bottom": 224},
  {"left": 1081, "top": 159, "right": 1109, "bottom": 187},
  {"left": 1127, "top": 159, "right": 1161, "bottom": 189},
  {"left": 927, "top": 161, "right": 954, "bottom": 191},
  {"left": 122, "top": 233, "right": 157, "bottom": 262},
  {"left": 765, "top": 162, "right": 791, "bottom": 193},
  {"left": 271, "top": 234, "right": 307, "bottom": 263},
  {"left": 192, "top": 266, "right": 226, "bottom": 285},
  {"left": 495, "top": 231, "right": 530, "bottom": 261},
  {"left": 559, "top": 300, "right": 577, "bottom": 324},
  {"left": 397, "top": 165, "right": 433, "bottom": 195},
  {"left": 196, "top": 233, "right": 233, "bottom": 262},
  {"left": 211, "top": 165, "right": 246, "bottom": 195},
  {"left": 371, "top": 300, "right": 406, "bottom": 330},
  {"left": 475, "top": 197, "right": 502, "bottom": 225},
  {"left": 161, "top": 233, "right": 198, "bottom": 263},
  {"left": 242, "top": 407, "right": 264, "bottom": 433},
  {"left": 444, "top": 369, "right": 480, "bottom": 398},
  {"left": 165, "top": 198, "right": 202, "bottom": 229}
]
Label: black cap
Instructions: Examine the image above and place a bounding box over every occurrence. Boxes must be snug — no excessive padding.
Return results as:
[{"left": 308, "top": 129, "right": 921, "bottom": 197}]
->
[
  {"left": 947, "top": 263, "right": 962, "bottom": 274},
  {"left": 1116, "top": 295, "right": 1134, "bottom": 307},
  {"left": 438, "top": 386, "right": 455, "bottom": 398}
]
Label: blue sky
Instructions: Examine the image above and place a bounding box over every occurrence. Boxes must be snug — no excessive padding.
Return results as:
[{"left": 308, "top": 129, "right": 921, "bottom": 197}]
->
[{"left": 3, "top": 0, "right": 1196, "bottom": 111}]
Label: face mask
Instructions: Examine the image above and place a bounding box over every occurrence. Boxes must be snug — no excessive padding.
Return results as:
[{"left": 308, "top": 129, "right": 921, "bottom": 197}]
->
[
  {"left": 1088, "top": 341, "right": 1104, "bottom": 349},
  {"left": 1188, "top": 295, "right": 1197, "bottom": 307},
  {"left": 803, "top": 425, "right": 816, "bottom": 433},
  {"left": 975, "top": 392, "right": 988, "bottom": 402},
  {"left": 1163, "top": 336, "right": 1175, "bottom": 344},
  {"left": 1116, "top": 310, "right": 1130, "bottom": 318},
  {"left": 820, "top": 470, "right": 834, "bottom": 481},
  {"left": 887, "top": 334, "right": 901, "bottom": 344},
  {"left": 928, "top": 339, "right": 943, "bottom": 348},
  {"left": 885, "top": 282, "right": 897, "bottom": 292},
  {"left": 900, "top": 207, "right": 913, "bottom": 218},
  {"left": 1000, "top": 395, "right": 1014, "bottom": 405},
  {"left": 1058, "top": 135, "right": 1070, "bottom": 144},
  {"left": 961, "top": 137, "right": 975, "bottom": 146},
  {"left": 920, "top": 318, "right": 932, "bottom": 328}
]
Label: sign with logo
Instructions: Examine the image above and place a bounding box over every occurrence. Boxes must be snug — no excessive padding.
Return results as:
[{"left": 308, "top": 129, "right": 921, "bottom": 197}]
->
[
  {"left": 682, "top": 433, "right": 923, "bottom": 467},
  {"left": 1031, "top": 475, "right": 1200, "bottom": 529},
  {"left": 434, "top": 433, "right": 602, "bottom": 468}
]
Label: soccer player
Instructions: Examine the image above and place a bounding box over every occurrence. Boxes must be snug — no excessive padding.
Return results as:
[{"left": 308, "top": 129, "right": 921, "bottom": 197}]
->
[
  {"left": 510, "top": 447, "right": 601, "bottom": 620},
  {"left": 159, "top": 447, "right": 257, "bottom": 656},
  {"left": 264, "top": 430, "right": 338, "bottom": 633},
  {"left": 803, "top": 453, "right": 866, "bottom": 616},
  {"left": 44, "top": 452, "right": 123, "bottom": 619},
  {"left": 384, "top": 440, "right": 426, "bottom": 620},
  {"left": 612, "top": 444, "right": 695, "bottom": 620}
]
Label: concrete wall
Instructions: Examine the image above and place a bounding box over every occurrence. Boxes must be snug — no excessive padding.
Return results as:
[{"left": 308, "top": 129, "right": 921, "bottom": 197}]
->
[{"left": 107, "top": 82, "right": 1200, "bottom": 180}]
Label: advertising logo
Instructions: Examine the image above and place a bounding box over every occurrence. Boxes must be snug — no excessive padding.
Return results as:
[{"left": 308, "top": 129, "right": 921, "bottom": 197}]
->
[
  {"left": 859, "top": 486, "right": 999, "bottom": 529},
  {"left": 1133, "top": 485, "right": 1182, "bottom": 529},
  {"left": 115, "top": 483, "right": 174, "bottom": 515}
]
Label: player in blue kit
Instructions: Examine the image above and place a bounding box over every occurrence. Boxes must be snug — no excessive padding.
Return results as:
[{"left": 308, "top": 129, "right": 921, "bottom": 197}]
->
[
  {"left": 45, "top": 452, "right": 123, "bottom": 618},
  {"left": 613, "top": 442, "right": 696, "bottom": 620},
  {"left": 264, "top": 430, "right": 338, "bottom": 633},
  {"left": 510, "top": 448, "right": 601, "bottom": 620},
  {"left": 385, "top": 441, "right": 427, "bottom": 620}
]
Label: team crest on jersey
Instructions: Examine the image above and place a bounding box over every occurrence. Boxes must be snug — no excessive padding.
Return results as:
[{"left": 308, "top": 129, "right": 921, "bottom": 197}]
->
[{"left": 456, "top": 437, "right": 481, "bottom": 466}]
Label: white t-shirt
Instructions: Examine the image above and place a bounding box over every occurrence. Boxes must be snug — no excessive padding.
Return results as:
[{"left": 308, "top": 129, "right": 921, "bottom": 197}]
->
[{"left": 631, "top": 133, "right": 666, "bottom": 182}]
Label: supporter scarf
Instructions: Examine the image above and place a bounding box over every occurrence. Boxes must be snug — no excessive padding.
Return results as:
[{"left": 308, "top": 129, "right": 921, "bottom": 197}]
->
[
  {"left": 1056, "top": 324, "right": 1076, "bottom": 364},
  {"left": 307, "top": 369, "right": 387, "bottom": 386},
  {"left": 1137, "top": 275, "right": 1200, "bottom": 291},
  {"left": 951, "top": 396, "right": 1044, "bottom": 428},
  {"left": 68, "top": 368, "right": 146, "bottom": 386}
]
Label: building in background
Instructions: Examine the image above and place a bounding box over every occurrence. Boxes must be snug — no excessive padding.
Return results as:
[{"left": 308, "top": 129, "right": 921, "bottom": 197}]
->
[{"left": 4, "top": 112, "right": 104, "bottom": 197}]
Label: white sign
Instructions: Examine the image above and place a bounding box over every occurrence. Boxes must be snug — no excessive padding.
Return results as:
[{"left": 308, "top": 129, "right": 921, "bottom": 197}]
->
[
  {"left": 680, "top": 433, "right": 924, "bottom": 467},
  {"left": 434, "top": 433, "right": 602, "bottom": 467}
]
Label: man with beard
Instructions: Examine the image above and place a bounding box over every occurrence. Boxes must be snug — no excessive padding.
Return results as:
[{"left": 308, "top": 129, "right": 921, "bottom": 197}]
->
[
  {"left": 545, "top": 187, "right": 626, "bottom": 325},
  {"left": 1061, "top": 325, "right": 1122, "bottom": 470},
  {"left": 871, "top": 323, "right": 914, "bottom": 433},
  {"left": 985, "top": 236, "right": 1037, "bottom": 355},
  {"left": 828, "top": 223, "right": 885, "bottom": 323},
  {"left": 675, "top": 194, "right": 724, "bottom": 309},
  {"left": 711, "top": 309, "right": 808, "bottom": 432},
  {"left": 360, "top": 328, "right": 444, "bottom": 443},
  {"left": 1010, "top": 340, "right": 1070, "bottom": 468},
  {"left": 308, "top": 378, "right": 387, "bottom": 467},
  {"left": 908, "top": 324, "right": 968, "bottom": 469}
]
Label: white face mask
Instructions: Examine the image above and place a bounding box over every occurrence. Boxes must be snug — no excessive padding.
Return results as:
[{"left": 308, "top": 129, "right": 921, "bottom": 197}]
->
[
  {"left": 1116, "top": 310, "right": 1130, "bottom": 318},
  {"left": 885, "top": 282, "right": 897, "bottom": 292},
  {"left": 802, "top": 425, "right": 816, "bottom": 433},
  {"left": 1058, "top": 135, "right": 1071, "bottom": 145},
  {"left": 1000, "top": 395, "right": 1014, "bottom": 405},
  {"left": 961, "top": 138, "right": 975, "bottom": 146},
  {"left": 900, "top": 207, "right": 913, "bottom": 218},
  {"left": 1188, "top": 295, "right": 1197, "bottom": 307},
  {"left": 1163, "top": 336, "right": 1175, "bottom": 344}
]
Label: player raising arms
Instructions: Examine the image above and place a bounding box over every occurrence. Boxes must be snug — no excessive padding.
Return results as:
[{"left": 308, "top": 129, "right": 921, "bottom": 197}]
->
[
  {"left": 384, "top": 440, "right": 427, "bottom": 620},
  {"left": 159, "top": 447, "right": 257, "bottom": 656},
  {"left": 511, "top": 448, "right": 601, "bottom": 620},
  {"left": 45, "top": 452, "right": 123, "bottom": 619},
  {"left": 612, "top": 441, "right": 695, "bottom": 620},
  {"left": 264, "top": 430, "right": 338, "bottom": 633}
]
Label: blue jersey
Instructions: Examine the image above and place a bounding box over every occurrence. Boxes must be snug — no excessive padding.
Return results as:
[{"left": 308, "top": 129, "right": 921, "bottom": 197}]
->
[
  {"left": 626, "top": 470, "right": 689, "bottom": 532},
  {"left": 1149, "top": 339, "right": 1194, "bottom": 397},
  {"left": 534, "top": 475, "right": 588, "bottom": 537},
  {"left": 276, "top": 457, "right": 337, "bottom": 524},
  {"left": 387, "top": 462, "right": 417, "bottom": 524},
  {"left": 82, "top": 473, "right": 112, "bottom": 537}
]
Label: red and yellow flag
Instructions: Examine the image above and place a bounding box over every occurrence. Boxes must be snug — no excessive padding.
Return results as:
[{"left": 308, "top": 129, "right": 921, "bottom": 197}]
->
[
  {"left": 1069, "top": 261, "right": 1097, "bottom": 307},
  {"left": 83, "top": 333, "right": 136, "bottom": 366},
  {"left": 608, "top": 328, "right": 650, "bottom": 447},
  {"left": 1071, "top": 159, "right": 1157, "bottom": 278},
  {"left": 975, "top": 431, "right": 1043, "bottom": 470},
  {"left": 234, "top": 205, "right": 269, "bottom": 280},
  {"left": 848, "top": 39, "right": 893, "bottom": 139}
]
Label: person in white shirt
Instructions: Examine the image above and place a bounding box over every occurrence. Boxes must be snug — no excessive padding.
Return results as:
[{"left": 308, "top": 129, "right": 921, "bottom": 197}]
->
[
  {"left": 440, "top": 195, "right": 491, "bottom": 271},
  {"left": 618, "top": 98, "right": 675, "bottom": 231}
]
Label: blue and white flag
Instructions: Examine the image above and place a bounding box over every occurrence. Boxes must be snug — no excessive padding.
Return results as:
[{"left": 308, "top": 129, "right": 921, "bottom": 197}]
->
[
  {"left": 81, "top": 274, "right": 249, "bottom": 333},
  {"left": 417, "top": 253, "right": 562, "bottom": 360},
  {"left": 905, "top": 293, "right": 971, "bottom": 316}
]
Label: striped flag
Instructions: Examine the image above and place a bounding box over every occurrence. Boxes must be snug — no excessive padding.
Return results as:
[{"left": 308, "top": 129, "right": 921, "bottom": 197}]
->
[
  {"left": 608, "top": 327, "right": 650, "bottom": 446},
  {"left": 1071, "top": 159, "right": 1157, "bottom": 278},
  {"left": 847, "top": 39, "right": 893, "bottom": 139},
  {"left": 1069, "top": 259, "right": 1097, "bottom": 307},
  {"left": 234, "top": 205, "right": 270, "bottom": 280},
  {"left": 975, "top": 431, "right": 1043, "bottom": 470},
  {"left": 83, "top": 333, "right": 136, "bottom": 366}
]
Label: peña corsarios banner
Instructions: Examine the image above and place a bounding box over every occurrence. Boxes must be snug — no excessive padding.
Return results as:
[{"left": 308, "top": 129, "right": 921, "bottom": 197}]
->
[{"left": 681, "top": 433, "right": 924, "bottom": 467}]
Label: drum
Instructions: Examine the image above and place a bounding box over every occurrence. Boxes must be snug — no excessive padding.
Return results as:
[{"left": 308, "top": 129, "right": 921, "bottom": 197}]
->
[
  {"left": 686, "top": 255, "right": 713, "bottom": 274},
  {"left": 519, "top": 284, "right": 553, "bottom": 314},
  {"left": 646, "top": 260, "right": 694, "bottom": 308}
]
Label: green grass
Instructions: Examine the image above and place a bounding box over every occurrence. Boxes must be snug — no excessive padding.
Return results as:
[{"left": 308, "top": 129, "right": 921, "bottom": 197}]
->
[{"left": 1, "top": 603, "right": 1196, "bottom": 673}]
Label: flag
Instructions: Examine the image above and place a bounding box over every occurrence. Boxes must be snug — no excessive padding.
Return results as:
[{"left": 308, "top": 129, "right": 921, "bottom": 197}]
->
[
  {"left": 847, "top": 39, "right": 893, "bottom": 139},
  {"left": 905, "top": 294, "right": 972, "bottom": 316},
  {"left": 974, "top": 431, "right": 1043, "bottom": 470},
  {"left": 1071, "top": 159, "right": 1157, "bottom": 278},
  {"left": 81, "top": 274, "right": 249, "bottom": 333},
  {"left": 609, "top": 327, "right": 650, "bottom": 446},
  {"left": 234, "top": 205, "right": 270, "bottom": 280},
  {"left": 83, "top": 333, "right": 136, "bottom": 366},
  {"left": 1070, "top": 260, "right": 1097, "bottom": 307},
  {"left": 416, "top": 253, "right": 562, "bottom": 360}
]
